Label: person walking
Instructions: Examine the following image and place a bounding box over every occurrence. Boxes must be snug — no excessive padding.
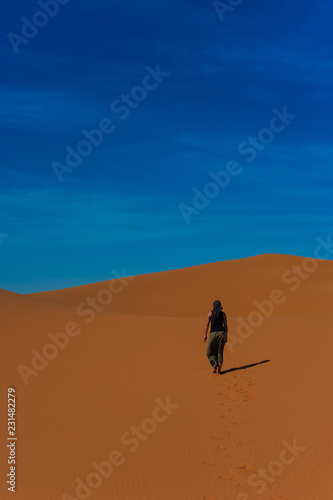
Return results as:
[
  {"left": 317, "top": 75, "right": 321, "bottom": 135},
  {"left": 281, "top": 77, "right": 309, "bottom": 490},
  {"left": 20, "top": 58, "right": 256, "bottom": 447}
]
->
[{"left": 204, "top": 300, "right": 228, "bottom": 374}]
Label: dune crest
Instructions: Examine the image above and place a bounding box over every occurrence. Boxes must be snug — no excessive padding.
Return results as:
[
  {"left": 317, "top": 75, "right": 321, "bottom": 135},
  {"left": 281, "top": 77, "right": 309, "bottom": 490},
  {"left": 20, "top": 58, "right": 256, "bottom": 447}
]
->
[{"left": 26, "top": 253, "right": 333, "bottom": 316}]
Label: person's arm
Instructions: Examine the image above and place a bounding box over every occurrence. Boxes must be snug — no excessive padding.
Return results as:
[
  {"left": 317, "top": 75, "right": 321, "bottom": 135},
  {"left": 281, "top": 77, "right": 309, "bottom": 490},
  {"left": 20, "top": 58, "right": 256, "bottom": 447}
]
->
[
  {"left": 203, "top": 312, "right": 211, "bottom": 342},
  {"left": 223, "top": 312, "right": 228, "bottom": 343}
]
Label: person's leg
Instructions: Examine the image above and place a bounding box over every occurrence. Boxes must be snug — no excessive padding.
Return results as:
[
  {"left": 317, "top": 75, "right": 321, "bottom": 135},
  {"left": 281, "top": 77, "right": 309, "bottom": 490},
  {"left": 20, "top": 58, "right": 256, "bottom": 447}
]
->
[
  {"left": 217, "top": 332, "right": 226, "bottom": 373},
  {"left": 206, "top": 332, "right": 218, "bottom": 370}
]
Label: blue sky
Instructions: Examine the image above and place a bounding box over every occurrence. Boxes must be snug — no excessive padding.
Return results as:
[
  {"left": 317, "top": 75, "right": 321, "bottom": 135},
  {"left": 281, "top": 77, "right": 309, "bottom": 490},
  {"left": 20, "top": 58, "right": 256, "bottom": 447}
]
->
[{"left": 0, "top": 0, "right": 332, "bottom": 293}]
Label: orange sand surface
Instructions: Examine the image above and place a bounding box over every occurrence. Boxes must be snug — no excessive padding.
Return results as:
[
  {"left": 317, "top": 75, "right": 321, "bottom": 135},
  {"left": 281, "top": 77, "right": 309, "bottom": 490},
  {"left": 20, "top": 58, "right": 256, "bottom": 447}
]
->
[{"left": 1, "top": 254, "right": 332, "bottom": 500}]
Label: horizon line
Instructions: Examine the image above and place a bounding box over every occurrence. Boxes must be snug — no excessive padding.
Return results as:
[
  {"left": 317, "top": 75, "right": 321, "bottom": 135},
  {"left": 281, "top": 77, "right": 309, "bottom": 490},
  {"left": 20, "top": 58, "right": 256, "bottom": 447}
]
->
[{"left": 1, "top": 251, "right": 330, "bottom": 296}]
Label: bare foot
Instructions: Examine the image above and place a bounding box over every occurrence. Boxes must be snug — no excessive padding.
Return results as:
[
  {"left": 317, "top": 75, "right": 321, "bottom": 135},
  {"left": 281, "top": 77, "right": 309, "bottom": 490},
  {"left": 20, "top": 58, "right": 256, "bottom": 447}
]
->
[
  {"left": 212, "top": 365, "right": 218, "bottom": 374},
  {"left": 217, "top": 364, "right": 222, "bottom": 374}
]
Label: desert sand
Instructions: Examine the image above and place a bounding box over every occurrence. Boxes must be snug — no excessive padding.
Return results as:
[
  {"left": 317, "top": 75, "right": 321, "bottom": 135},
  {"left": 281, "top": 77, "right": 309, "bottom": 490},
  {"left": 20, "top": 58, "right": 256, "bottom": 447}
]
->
[{"left": 1, "top": 253, "right": 332, "bottom": 500}]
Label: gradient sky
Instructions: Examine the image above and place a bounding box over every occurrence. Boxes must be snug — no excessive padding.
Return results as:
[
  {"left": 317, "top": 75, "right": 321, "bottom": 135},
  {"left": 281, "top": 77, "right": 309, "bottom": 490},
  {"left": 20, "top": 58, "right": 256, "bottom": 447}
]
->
[{"left": 1, "top": 0, "right": 332, "bottom": 293}]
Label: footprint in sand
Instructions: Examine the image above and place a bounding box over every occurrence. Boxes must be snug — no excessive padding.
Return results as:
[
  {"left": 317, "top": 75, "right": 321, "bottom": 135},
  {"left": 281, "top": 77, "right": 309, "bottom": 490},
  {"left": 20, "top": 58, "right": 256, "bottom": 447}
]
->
[
  {"left": 212, "top": 445, "right": 226, "bottom": 451},
  {"left": 243, "top": 395, "right": 256, "bottom": 401},
  {"left": 228, "top": 464, "right": 255, "bottom": 474},
  {"left": 217, "top": 475, "right": 238, "bottom": 483},
  {"left": 200, "top": 460, "right": 216, "bottom": 467}
]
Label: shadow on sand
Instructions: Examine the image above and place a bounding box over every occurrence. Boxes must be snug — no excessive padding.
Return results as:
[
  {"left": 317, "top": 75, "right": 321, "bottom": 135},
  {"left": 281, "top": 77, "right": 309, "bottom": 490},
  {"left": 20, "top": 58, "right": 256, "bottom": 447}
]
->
[{"left": 220, "top": 359, "right": 270, "bottom": 375}]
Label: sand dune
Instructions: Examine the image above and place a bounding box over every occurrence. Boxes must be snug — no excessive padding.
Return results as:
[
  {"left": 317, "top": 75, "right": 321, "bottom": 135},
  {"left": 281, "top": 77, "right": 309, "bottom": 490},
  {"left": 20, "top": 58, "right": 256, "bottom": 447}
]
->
[
  {"left": 1, "top": 254, "right": 332, "bottom": 499},
  {"left": 27, "top": 254, "right": 333, "bottom": 316}
]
